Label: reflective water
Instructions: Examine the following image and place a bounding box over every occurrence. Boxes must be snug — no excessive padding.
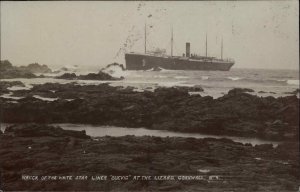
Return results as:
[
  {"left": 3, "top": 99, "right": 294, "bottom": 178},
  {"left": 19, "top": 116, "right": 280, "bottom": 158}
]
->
[
  {"left": 58, "top": 124, "right": 281, "bottom": 146},
  {"left": 0, "top": 123, "right": 282, "bottom": 146}
]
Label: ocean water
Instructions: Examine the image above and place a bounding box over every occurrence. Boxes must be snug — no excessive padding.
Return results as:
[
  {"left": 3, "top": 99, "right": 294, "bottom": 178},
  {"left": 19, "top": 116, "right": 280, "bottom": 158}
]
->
[
  {"left": 1, "top": 68, "right": 297, "bottom": 143},
  {"left": 113, "top": 68, "right": 299, "bottom": 98},
  {"left": 1, "top": 68, "right": 299, "bottom": 99}
]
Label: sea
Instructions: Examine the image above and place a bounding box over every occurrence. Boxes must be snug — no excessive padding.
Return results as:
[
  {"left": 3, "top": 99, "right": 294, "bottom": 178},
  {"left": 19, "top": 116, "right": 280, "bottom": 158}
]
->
[
  {"left": 2, "top": 67, "right": 299, "bottom": 99},
  {"left": 0, "top": 67, "right": 298, "bottom": 146}
]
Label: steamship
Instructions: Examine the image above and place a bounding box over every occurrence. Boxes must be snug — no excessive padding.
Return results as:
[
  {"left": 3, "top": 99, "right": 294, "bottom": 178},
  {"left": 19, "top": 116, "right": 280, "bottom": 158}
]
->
[{"left": 125, "top": 25, "right": 234, "bottom": 71}]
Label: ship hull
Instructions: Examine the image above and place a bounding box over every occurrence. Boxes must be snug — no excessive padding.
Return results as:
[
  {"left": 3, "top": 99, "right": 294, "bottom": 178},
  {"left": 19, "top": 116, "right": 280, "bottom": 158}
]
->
[{"left": 125, "top": 53, "right": 234, "bottom": 71}]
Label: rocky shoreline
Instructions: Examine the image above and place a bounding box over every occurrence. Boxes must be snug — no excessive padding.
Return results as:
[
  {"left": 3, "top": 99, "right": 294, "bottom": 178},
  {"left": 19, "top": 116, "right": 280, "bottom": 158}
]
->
[
  {"left": 0, "top": 124, "right": 299, "bottom": 191},
  {"left": 0, "top": 60, "right": 53, "bottom": 79},
  {"left": 0, "top": 82, "right": 299, "bottom": 141},
  {"left": 0, "top": 60, "right": 124, "bottom": 81}
]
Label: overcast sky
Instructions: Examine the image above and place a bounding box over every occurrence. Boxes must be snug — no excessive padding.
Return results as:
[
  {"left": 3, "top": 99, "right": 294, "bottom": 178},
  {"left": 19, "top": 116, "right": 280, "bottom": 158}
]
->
[{"left": 1, "top": 1, "right": 299, "bottom": 70}]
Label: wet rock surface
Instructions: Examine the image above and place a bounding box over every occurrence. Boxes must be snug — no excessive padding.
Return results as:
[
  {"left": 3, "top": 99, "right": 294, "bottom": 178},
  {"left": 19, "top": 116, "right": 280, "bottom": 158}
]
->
[
  {"left": 175, "top": 85, "right": 204, "bottom": 92},
  {"left": 56, "top": 71, "right": 123, "bottom": 80},
  {"left": 56, "top": 73, "right": 77, "bottom": 80},
  {"left": 0, "top": 81, "right": 25, "bottom": 94},
  {"left": 228, "top": 88, "right": 255, "bottom": 94},
  {"left": 284, "top": 88, "right": 300, "bottom": 95},
  {"left": 5, "top": 124, "right": 90, "bottom": 139},
  {"left": 0, "top": 83, "right": 298, "bottom": 141},
  {"left": 0, "top": 124, "right": 298, "bottom": 191}
]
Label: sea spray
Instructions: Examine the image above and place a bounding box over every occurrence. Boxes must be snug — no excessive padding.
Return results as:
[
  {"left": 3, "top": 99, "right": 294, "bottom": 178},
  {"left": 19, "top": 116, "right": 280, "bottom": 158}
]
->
[{"left": 101, "top": 63, "right": 127, "bottom": 78}]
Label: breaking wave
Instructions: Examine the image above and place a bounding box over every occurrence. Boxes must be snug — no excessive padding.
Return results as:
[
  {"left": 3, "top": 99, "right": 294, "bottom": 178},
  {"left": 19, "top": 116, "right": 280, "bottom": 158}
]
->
[
  {"left": 33, "top": 95, "right": 58, "bottom": 101},
  {"left": 146, "top": 67, "right": 170, "bottom": 72},
  {"left": 157, "top": 81, "right": 187, "bottom": 87},
  {"left": 227, "top": 76, "right": 243, "bottom": 81},
  {"left": 237, "top": 78, "right": 290, "bottom": 85},
  {"left": 287, "top": 80, "right": 299, "bottom": 85},
  {"left": 145, "top": 68, "right": 154, "bottom": 72},
  {"left": 174, "top": 76, "right": 189, "bottom": 79},
  {"left": 101, "top": 64, "right": 127, "bottom": 78},
  {"left": 208, "top": 77, "right": 299, "bottom": 86},
  {"left": 153, "top": 75, "right": 168, "bottom": 78}
]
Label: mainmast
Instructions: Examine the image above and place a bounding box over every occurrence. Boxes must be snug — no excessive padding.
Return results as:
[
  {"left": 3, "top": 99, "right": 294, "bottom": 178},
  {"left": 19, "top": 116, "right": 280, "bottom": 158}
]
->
[
  {"left": 221, "top": 37, "right": 223, "bottom": 60},
  {"left": 144, "top": 23, "right": 147, "bottom": 54},
  {"left": 171, "top": 26, "right": 173, "bottom": 57},
  {"left": 205, "top": 33, "right": 208, "bottom": 57}
]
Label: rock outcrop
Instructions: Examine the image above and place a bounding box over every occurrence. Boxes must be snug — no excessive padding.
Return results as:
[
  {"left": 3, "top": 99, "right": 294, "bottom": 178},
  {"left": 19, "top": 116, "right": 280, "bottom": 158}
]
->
[
  {"left": 0, "top": 81, "right": 25, "bottom": 94},
  {"left": 0, "top": 124, "right": 298, "bottom": 191},
  {"left": 19, "top": 63, "right": 52, "bottom": 73},
  {"left": 56, "top": 73, "right": 77, "bottom": 80},
  {"left": 56, "top": 71, "right": 123, "bottom": 80},
  {"left": 5, "top": 124, "right": 90, "bottom": 139},
  {"left": 0, "top": 83, "right": 298, "bottom": 141},
  {"left": 0, "top": 60, "right": 37, "bottom": 79}
]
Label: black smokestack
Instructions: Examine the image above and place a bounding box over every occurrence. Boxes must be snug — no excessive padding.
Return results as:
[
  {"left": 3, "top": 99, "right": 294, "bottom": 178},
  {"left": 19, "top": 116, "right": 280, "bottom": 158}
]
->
[{"left": 186, "top": 42, "right": 190, "bottom": 57}]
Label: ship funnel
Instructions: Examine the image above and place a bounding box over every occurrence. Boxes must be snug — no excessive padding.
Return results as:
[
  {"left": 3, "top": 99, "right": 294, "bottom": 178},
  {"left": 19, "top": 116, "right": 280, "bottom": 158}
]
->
[{"left": 186, "top": 42, "right": 190, "bottom": 57}]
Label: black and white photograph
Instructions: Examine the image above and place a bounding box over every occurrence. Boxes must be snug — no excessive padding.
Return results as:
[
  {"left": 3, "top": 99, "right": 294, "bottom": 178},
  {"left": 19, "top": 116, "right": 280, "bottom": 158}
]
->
[{"left": 0, "top": 1, "right": 299, "bottom": 191}]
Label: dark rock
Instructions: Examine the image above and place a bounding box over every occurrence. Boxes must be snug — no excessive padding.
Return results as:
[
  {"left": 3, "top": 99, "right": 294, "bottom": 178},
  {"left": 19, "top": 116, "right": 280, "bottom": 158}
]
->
[
  {"left": 0, "top": 81, "right": 25, "bottom": 93},
  {"left": 0, "top": 60, "right": 14, "bottom": 70},
  {"left": 152, "top": 66, "right": 162, "bottom": 71},
  {"left": 0, "top": 60, "right": 37, "bottom": 79},
  {"left": 284, "top": 89, "right": 300, "bottom": 95},
  {"left": 18, "top": 63, "right": 52, "bottom": 73},
  {"left": 0, "top": 69, "right": 36, "bottom": 79},
  {"left": 190, "top": 85, "right": 204, "bottom": 92},
  {"left": 255, "top": 144, "right": 273, "bottom": 151},
  {"left": 1, "top": 83, "right": 299, "bottom": 141},
  {"left": 275, "top": 142, "right": 300, "bottom": 160},
  {"left": 78, "top": 71, "right": 119, "bottom": 80},
  {"left": 0, "top": 125, "right": 298, "bottom": 191},
  {"left": 56, "top": 73, "right": 77, "bottom": 80},
  {"left": 5, "top": 124, "right": 90, "bottom": 139},
  {"left": 228, "top": 88, "right": 255, "bottom": 95},
  {"left": 175, "top": 85, "right": 204, "bottom": 92},
  {"left": 56, "top": 71, "right": 122, "bottom": 81}
]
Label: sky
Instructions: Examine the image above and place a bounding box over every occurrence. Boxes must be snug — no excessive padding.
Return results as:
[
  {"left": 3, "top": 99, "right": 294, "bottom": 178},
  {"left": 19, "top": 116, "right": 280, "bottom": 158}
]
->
[{"left": 1, "top": 1, "right": 299, "bottom": 70}]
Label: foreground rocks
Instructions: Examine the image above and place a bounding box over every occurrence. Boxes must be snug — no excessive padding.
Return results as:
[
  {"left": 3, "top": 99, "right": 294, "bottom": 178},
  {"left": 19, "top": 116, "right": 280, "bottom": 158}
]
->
[
  {"left": 0, "top": 124, "right": 299, "bottom": 191},
  {"left": 0, "top": 83, "right": 298, "bottom": 141},
  {"left": 5, "top": 124, "right": 90, "bottom": 139},
  {"left": 0, "top": 81, "right": 25, "bottom": 94}
]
